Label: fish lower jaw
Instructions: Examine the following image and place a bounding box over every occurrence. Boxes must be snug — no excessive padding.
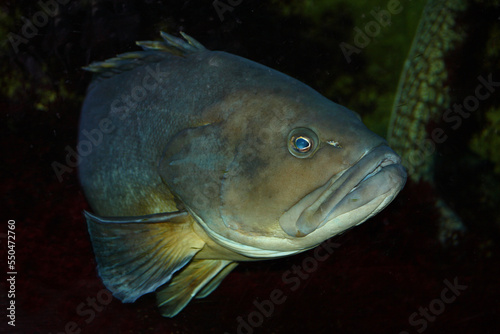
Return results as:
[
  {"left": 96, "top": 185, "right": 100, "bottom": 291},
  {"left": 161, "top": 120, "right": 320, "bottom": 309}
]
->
[
  {"left": 320, "top": 188, "right": 399, "bottom": 235},
  {"left": 190, "top": 209, "right": 305, "bottom": 258},
  {"left": 319, "top": 162, "right": 407, "bottom": 232},
  {"left": 284, "top": 146, "right": 405, "bottom": 238}
]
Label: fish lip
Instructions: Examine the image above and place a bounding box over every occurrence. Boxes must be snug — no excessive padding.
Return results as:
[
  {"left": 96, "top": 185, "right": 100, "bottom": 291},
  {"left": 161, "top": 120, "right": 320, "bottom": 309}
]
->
[
  {"left": 281, "top": 144, "right": 406, "bottom": 237},
  {"left": 347, "top": 154, "right": 402, "bottom": 195},
  {"left": 317, "top": 157, "right": 407, "bottom": 231}
]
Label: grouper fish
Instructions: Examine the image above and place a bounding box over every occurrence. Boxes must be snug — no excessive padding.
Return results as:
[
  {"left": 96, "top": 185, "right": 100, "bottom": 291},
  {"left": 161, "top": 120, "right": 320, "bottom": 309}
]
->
[{"left": 79, "top": 32, "right": 407, "bottom": 317}]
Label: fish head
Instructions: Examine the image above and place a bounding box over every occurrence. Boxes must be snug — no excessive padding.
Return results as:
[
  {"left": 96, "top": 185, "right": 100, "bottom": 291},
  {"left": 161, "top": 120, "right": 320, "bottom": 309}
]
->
[
  {"left": 216, "top": 89, "right": 406, "bottom": 254},
  {"left": 159, "top": 53, "right": 406, "bottom": 257}
]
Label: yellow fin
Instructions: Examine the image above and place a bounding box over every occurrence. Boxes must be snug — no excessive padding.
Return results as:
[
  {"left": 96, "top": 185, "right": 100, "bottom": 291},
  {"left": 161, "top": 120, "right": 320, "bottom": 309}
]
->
[
  {"left": 156, "top": 259, "right": 236, "bottom": 317},
  {"left": 85, "top": 210, "right": 205, "bottom": 304},
  {"left": 196, "top": 262, "right": 238, "bottom": 299}
]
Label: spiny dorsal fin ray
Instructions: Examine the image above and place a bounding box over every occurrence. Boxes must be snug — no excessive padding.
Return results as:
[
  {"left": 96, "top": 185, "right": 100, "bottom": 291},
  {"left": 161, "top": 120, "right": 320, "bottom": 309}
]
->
[
  {"left": 85, "top": 210, "right": 205, "bottom": 304},
  {"left": 156, "top": 259, "right": 235, "bottom": 317},
  {"left": 83, "top": 32, "right": 206, "bottom": 78}
]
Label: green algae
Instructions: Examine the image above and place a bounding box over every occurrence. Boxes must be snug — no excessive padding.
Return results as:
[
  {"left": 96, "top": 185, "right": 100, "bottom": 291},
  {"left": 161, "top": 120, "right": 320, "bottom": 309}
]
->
[
  {"left": 467, "top": 3, "right": 500, "bottom": 175},
  {"left": 271, "top": 0, "right": 427, "bottom": 137},
  {"left": 0, "top": 4, "right": 81, "bottom": 112},
  {"left": 470, "top": 107, "right": 500, "bottom": 174}
]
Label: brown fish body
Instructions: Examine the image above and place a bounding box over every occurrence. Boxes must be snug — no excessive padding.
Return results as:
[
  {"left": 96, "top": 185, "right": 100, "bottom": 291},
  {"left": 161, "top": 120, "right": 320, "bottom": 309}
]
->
[{"left": 80, "top": 32, "right": 406, "bottom": 317}]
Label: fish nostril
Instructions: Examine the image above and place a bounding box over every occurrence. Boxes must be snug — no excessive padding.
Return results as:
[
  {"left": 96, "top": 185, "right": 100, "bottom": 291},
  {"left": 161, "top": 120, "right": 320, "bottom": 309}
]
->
[{"left": 326, "top": 140, "right": 342, "bottom": 149}]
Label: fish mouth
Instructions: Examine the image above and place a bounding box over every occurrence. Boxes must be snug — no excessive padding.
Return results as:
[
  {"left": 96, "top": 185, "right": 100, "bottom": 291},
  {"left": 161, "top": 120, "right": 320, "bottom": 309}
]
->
[{"left": 279, "top": 145, "right": 407, "bottom": 237}]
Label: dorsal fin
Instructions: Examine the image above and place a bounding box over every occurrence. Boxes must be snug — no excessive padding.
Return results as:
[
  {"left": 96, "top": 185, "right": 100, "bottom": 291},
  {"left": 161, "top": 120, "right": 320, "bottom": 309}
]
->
[{"left": 83, "top": 32, "right": 206, "bottom": 79}]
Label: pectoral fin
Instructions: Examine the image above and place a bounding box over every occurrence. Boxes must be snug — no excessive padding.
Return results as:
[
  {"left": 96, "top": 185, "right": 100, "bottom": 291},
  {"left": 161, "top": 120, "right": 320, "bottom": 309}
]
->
[
  {"left": 84, "top": 210, "right": 205, "bottom": 304},
  {"left": 156, "top": 259, "right": 237, "bottom": 317}
]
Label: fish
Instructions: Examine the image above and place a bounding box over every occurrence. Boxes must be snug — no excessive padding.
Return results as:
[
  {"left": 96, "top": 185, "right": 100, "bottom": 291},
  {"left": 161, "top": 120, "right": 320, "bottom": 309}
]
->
[{"left": 79, "top": 31, "right": 407, "bottom": 317}]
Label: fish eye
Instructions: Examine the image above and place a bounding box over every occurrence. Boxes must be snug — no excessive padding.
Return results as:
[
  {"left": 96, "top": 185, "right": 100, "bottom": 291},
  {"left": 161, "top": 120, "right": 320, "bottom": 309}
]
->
[
  {"left": 294, "top": 137, "right": 311, "bottom": 152},
  {"left": 287, "top": 128, "right": 319, "bottom": 158}
]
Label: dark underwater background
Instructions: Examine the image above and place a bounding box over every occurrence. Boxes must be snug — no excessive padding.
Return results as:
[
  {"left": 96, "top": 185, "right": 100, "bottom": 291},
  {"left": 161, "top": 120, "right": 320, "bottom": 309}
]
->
[{"left": 1, "top": 0, "right": 500, "bottom": 333}]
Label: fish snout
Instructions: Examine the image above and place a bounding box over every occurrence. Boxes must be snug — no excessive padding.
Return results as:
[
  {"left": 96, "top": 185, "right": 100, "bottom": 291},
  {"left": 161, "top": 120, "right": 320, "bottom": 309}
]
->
[{"left": 279, "top": 145, "right": 406, "bottom": 238}]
